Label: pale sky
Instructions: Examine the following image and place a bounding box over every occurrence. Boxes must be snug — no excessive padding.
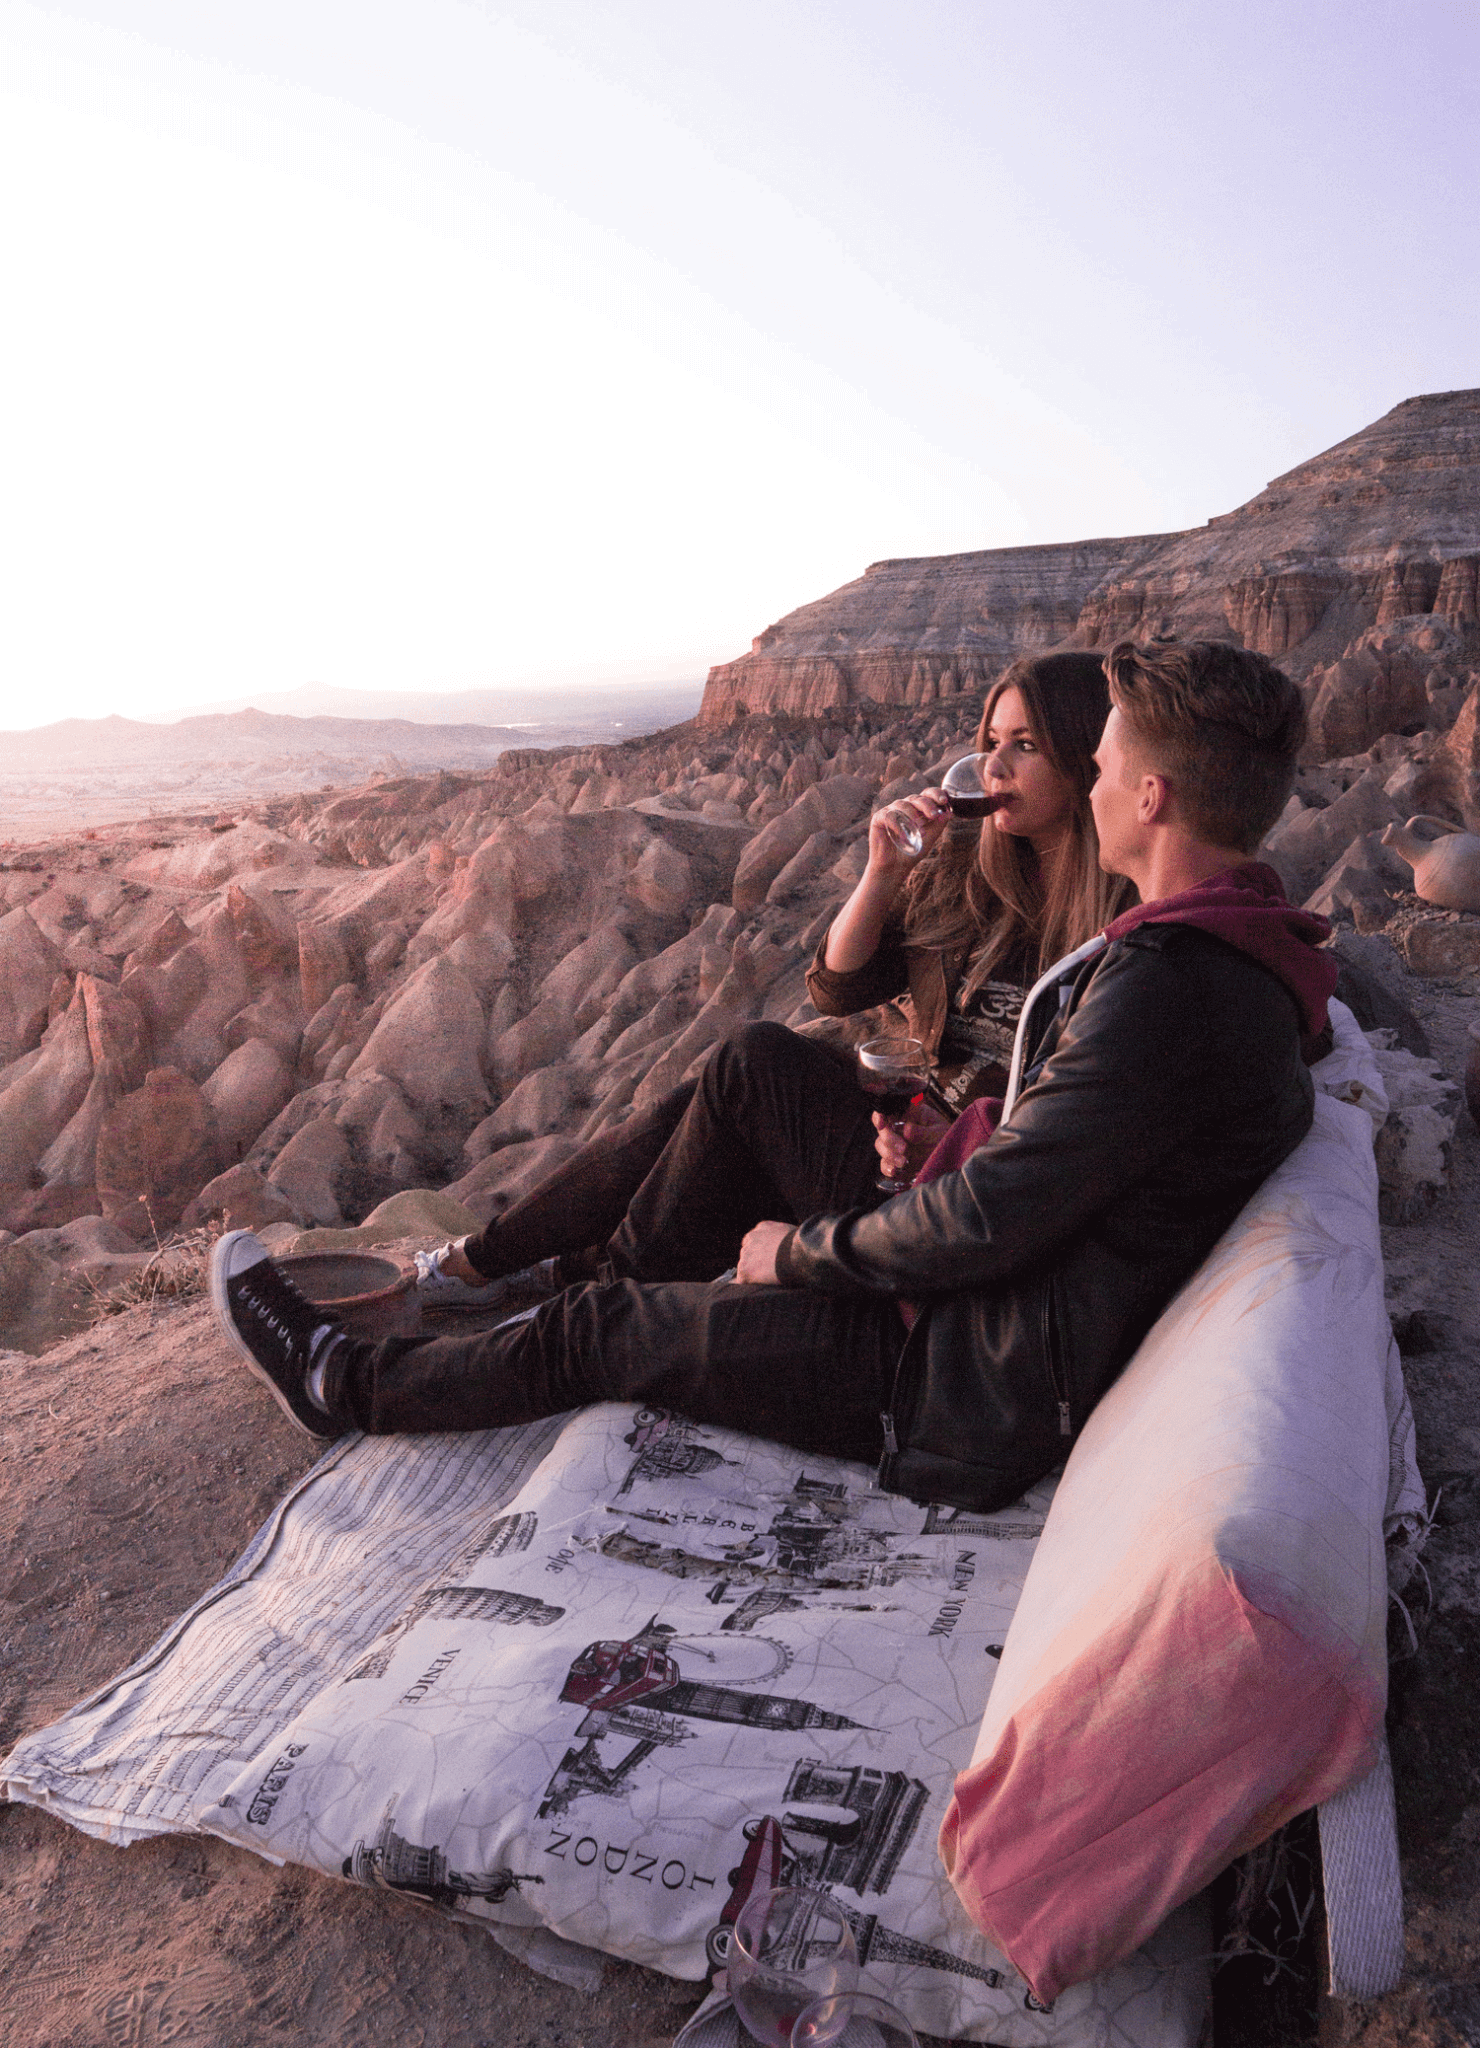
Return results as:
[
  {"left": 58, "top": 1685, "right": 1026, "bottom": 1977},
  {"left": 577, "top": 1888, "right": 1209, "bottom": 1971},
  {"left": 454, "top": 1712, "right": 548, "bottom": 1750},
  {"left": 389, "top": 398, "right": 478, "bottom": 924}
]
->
[{"left": 0, "top": 0, "right": 1475, "bottom": 729}]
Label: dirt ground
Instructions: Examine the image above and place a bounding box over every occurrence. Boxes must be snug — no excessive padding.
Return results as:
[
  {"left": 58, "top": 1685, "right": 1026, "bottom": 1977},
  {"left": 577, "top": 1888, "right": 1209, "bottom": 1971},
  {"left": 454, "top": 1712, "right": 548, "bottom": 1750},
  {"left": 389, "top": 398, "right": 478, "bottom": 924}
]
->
[
  {"left": 2, "top": 983, "right": 1478, "bottom": 2048},
  {"left": 0, "top": 1291, "right": 715, "bottom": 2048},
  {"left": 1339, "top": 978, "right": 1480, "bottom": 2048}
]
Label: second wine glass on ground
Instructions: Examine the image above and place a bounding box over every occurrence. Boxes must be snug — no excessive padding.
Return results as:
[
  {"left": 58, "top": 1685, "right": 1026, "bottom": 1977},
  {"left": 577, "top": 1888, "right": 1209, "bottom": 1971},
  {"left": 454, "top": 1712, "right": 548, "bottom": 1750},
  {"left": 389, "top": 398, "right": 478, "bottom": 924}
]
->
[
  {"left": 728, "top": 1886, "right": 859, "bottom": 2048},
  {"left": 791, "top": 1990, "right": 921, "bottom": 2047}
]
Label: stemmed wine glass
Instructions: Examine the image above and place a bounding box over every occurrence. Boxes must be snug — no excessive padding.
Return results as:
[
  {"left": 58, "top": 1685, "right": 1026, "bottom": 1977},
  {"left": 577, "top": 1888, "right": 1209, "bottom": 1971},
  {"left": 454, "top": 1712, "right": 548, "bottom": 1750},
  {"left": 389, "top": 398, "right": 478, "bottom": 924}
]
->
[
  {"left": 880, "top": 753, "right": 1007, "bottom": 857},
  {"left": 856, "top": 1036, "right": 931, "bottom": 1193},
  {"left": 728, "top": 1886, "right": 859, "bottom": 2048}
]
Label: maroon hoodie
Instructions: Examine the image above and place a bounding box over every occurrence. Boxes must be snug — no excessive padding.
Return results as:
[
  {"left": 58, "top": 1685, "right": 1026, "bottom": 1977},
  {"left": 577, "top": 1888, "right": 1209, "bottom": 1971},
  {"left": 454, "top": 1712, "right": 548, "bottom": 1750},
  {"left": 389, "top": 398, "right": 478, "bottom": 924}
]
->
[
  {"left": 1100, "top": 860, "right": 1336, "bottom": 1060},
  {"left": 911, "top": 861, "right": 1336, "bottom": 1194}
]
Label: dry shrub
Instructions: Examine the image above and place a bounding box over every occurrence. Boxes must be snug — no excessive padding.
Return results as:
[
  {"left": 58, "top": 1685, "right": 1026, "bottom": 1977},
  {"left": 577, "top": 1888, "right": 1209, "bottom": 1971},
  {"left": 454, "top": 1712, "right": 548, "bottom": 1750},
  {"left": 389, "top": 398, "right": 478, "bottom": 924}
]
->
[{"left": 85, "top": 1224, "right": 221, "bottom": 1323}]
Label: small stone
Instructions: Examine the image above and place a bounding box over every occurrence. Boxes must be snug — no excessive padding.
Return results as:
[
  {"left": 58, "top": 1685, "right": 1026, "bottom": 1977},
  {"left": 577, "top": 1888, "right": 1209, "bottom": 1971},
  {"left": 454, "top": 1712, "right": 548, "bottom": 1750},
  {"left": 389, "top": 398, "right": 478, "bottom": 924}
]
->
[
  {"left": 1375, "top": 1103, "right": 1454, "bottom": 1223},
  {"left": 1389, "top": 1308, "right": 1443, "bottom": 1356},
  {"left": 182, "top": 1160, "right": 300, "bottom": 1233}
]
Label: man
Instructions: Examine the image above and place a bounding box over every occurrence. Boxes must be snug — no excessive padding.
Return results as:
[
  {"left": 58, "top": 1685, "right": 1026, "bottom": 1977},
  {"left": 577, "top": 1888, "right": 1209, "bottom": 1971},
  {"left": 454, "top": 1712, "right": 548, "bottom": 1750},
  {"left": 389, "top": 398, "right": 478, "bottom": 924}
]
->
[{"left": 211, "top": 639, "right": 1336, "bottom": 1513}]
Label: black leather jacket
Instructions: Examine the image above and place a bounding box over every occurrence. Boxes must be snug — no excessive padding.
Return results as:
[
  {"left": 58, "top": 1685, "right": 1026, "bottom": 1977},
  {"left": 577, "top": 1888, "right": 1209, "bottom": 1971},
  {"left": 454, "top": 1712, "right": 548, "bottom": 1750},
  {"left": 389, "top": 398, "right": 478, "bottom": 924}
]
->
[{"left": 777, "top": 922, "right": 1316, "bottom": 1512}]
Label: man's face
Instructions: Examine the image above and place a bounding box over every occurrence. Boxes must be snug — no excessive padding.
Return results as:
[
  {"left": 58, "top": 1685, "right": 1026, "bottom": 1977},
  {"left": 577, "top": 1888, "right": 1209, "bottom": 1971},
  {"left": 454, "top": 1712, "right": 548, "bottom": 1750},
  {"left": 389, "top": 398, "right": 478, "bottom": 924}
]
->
[{"left": 1089, "top": 707, "right": 1143, "bottom": 876}]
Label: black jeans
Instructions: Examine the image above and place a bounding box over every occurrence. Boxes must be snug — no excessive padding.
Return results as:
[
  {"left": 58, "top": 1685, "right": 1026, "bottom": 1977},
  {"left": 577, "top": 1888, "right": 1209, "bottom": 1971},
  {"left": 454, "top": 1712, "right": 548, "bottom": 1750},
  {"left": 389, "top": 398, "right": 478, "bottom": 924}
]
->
[
  {"left": 464, "top": 1022, "right": 884, "bottom": 1283},
  {"left": 328, "top": 1023, "right": 906, "bottom": 1461},
  {"left": 325, "top": 1274, "right": 906, "bottom": 1466}
]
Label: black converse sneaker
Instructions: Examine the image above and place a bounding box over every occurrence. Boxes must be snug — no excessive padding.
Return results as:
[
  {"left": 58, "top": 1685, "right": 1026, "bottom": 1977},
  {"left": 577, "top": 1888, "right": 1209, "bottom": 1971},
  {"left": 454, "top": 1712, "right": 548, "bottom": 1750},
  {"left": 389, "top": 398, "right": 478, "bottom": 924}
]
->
[{"left": 209, "top": 1230, "right": 344, "bottom": 1440}]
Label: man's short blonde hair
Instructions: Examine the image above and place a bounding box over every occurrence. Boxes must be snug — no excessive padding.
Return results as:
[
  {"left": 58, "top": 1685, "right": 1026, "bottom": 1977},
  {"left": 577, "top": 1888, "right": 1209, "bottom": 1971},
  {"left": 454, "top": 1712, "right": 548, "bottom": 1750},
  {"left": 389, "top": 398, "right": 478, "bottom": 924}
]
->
[{"left": 1104, "top": 639, "right": 1306, "bottom": 853}]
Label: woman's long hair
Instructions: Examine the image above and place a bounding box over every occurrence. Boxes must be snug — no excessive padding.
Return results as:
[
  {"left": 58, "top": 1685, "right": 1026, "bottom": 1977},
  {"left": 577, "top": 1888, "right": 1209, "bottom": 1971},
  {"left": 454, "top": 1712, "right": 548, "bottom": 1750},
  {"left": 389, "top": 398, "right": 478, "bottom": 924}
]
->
[{"left": 904, "top": 651, "right": 1133, "bottom": 989}]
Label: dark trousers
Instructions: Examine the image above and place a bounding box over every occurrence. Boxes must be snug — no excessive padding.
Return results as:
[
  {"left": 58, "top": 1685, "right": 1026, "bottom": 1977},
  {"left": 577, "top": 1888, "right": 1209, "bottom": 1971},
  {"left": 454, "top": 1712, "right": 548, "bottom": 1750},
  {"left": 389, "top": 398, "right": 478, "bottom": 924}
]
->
[
  {"left": 326, "top": 1275, "right": 905, "bottom": 1466},
  {"left": 328, "top": 1024, "right": 906, "bottom": 1461},
  {"left": 464, "top": 1022, "right": 884, "bottom": 1283}
]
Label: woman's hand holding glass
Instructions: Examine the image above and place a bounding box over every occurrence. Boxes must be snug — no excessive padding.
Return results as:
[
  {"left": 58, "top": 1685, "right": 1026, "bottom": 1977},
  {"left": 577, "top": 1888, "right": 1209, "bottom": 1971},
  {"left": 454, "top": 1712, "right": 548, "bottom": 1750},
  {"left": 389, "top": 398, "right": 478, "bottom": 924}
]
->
[
  {"left": 869, "top": 788, "right": 949, "bottom": 873},
  {"left": 872, "top": 1096, "right": 952, "bottom": 1185}
]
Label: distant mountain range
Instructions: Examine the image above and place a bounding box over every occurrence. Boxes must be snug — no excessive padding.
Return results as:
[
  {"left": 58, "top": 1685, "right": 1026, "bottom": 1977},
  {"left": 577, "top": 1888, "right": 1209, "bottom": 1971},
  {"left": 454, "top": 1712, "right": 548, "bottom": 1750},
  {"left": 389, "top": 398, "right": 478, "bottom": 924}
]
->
[
  {"left": 0, "top": 683, "right": 706, "bottom": 837},
  {"left": 2, "top": 707, "right": 522, "bottom": 771},
  {"left": 131, "top": 679, "right": 706, "bottom": 729}
]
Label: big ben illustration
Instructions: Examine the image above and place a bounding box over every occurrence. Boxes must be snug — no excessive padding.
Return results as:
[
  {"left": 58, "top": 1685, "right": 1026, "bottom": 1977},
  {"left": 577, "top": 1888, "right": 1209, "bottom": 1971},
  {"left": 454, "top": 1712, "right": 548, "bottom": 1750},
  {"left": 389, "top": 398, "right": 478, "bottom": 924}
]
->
[{"left": 538, "top": 1620, "right": 862, "bottom": 1817}]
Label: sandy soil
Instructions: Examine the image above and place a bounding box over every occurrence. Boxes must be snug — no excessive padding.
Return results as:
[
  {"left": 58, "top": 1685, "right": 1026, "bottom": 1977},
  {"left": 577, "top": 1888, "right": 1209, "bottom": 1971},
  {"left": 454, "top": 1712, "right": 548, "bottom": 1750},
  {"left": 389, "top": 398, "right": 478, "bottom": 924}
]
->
[
  {"left": 2, "top": 984, "right": 1477, "bottom": 2048},
  {"left": 0, "top": 1295, "right": 708, "bottom": 2048}
]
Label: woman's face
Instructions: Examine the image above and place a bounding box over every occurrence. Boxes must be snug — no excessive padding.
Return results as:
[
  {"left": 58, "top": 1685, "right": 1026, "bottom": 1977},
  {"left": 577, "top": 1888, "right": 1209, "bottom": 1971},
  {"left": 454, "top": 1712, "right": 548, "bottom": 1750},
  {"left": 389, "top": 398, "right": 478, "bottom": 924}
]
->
[{"left": 980, "top": 686, "right": 1076, "bottom": 854}]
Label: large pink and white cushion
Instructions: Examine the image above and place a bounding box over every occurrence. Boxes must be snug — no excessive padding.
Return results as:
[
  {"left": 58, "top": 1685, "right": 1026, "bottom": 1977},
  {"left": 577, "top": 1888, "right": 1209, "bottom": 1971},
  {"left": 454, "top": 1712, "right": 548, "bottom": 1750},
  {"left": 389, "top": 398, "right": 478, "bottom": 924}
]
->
[{"left": 939, "top": 1083, "right": 1395, "bottom": 2003}]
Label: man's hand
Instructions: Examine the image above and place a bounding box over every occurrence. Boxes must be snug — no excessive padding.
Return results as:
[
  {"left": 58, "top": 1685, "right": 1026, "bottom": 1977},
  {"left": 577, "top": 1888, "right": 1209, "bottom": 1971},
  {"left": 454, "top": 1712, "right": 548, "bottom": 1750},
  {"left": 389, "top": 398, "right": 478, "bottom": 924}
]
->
[
  {"left": 873, "top": 1099, "right": 952, "bottom": 1183},
  {"left": 735, "top": 1219, "right": 793, "bottom": 1285}
]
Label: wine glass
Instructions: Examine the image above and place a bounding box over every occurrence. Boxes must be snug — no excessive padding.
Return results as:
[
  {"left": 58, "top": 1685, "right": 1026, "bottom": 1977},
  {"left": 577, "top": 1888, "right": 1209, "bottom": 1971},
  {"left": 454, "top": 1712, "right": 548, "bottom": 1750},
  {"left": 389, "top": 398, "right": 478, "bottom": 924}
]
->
[
  {"left": 939, "top": 752, "right": 1010, "bottom": 820},
  {"left": 856, "top": 1036, "right": 931, "bottom": 1193},
  {"left": 878, "top": 755, "right": 1007, "bottom": 857},
  {"left": 728, "top": 1886, "right": 859, "bottom": 2048},
  {"left": 877, "top": 798, "right": 935, "bottom": 859},
  {"left": 792, "top": 1991, "right": 921, "bottom": 2048}
]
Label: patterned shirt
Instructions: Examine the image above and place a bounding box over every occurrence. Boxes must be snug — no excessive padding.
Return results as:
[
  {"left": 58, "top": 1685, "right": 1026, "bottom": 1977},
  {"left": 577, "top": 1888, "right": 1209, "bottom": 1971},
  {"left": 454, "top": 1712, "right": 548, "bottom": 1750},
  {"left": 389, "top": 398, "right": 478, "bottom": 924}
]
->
[{"left": 934, "top": 969, "right": 1029, "bottom": 1111}]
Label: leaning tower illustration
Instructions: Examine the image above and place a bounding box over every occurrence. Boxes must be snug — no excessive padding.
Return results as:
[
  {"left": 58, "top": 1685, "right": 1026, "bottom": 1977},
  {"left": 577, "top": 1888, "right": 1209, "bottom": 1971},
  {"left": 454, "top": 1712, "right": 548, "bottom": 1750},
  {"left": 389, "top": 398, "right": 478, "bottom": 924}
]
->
[
  {"left": 920, "top": 1503, "right": 1046, "bottom": 1539},
  {"left": 444, "top": 1509, "right": 540, "bottom": 1577},
  {"left": 344, "top": 1582, "right": 563, "bottom": 1682}
]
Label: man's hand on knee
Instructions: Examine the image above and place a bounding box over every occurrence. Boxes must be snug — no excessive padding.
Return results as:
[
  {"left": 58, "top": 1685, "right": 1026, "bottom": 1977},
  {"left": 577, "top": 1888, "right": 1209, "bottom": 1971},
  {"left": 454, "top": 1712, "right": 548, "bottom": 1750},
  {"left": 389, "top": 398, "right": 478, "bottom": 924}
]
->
[{"left": 736, "top": 1220, "right": 792, "bottom": 1286}]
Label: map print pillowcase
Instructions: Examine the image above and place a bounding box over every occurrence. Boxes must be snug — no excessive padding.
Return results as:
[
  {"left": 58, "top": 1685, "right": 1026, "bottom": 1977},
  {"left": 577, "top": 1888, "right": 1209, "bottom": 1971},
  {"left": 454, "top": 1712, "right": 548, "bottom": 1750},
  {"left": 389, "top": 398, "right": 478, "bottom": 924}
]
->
[{"left": 198, "top": 1402, "right": 1207, "bottom": 2046}]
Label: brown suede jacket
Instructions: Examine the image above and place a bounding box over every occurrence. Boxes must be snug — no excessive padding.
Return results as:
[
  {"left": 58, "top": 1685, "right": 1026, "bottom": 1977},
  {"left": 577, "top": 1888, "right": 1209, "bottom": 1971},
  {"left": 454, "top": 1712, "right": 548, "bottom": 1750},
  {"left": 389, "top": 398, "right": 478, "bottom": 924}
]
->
[{"left": 803, "top": 922, "right": 967, "bottom": 1055}]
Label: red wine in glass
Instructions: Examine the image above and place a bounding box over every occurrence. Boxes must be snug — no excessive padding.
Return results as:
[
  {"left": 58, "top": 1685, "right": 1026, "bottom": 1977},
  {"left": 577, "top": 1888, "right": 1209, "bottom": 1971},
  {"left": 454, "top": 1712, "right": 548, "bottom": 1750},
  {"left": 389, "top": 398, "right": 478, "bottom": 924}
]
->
[
  {"left": 880, "top": 755, "right": 1005, "bottom": 855},
  {"left": 947, "top": 789, "right": 1008, "bottom": 818},
  {"left": 857, "top": 1036, "right": 931, "bottom": 1191},
  {"left": 859, "top": 1077, "right": 920, "bottom": 1118},
  {"left": 942, "top": 753, "right": 1007, "bottom": 817}
]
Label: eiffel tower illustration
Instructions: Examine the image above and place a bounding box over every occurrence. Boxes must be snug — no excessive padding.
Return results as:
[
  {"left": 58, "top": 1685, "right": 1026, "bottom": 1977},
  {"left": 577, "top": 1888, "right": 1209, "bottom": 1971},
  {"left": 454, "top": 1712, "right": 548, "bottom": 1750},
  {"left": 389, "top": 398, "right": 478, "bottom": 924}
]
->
[{"left": 838, "top": 1905, "right": 1006, "bottom": 1988}]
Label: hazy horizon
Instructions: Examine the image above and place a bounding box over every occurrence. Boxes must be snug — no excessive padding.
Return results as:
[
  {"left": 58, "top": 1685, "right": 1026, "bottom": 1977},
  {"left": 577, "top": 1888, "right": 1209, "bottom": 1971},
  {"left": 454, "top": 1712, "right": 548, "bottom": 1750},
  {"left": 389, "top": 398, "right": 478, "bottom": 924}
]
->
[{"left": 0, "top": 671, "right": 707, "bottom": 736}]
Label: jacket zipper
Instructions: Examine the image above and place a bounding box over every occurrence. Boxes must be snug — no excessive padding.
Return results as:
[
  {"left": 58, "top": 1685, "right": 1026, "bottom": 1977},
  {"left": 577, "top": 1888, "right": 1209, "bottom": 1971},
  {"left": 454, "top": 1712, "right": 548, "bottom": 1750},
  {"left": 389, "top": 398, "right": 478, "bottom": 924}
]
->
[
  {"left": 1041, "top": 1281, "right": 1072, "bottom": 1439},
  {"left": 879, "top": 1335, "right": 913, "bottom": 1467}
]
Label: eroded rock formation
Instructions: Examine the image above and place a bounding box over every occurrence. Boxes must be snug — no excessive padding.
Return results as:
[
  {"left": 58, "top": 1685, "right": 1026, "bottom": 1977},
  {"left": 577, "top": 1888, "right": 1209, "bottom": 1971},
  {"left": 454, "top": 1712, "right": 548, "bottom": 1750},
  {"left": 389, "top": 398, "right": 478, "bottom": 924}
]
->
[
  {"left": 700, "top": 389, "right": 1480, "bottom": 768},
  {"left": 1, "top": 389, "right": 1476, "bottom": 1348}
]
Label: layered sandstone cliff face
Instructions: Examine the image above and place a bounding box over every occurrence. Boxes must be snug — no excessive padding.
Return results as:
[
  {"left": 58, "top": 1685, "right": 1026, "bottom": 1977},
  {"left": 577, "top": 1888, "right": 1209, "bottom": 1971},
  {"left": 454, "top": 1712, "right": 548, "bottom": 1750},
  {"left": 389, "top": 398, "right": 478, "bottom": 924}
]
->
[{"left": 700, "top": 388, "right": 1480, "bottom": 728}]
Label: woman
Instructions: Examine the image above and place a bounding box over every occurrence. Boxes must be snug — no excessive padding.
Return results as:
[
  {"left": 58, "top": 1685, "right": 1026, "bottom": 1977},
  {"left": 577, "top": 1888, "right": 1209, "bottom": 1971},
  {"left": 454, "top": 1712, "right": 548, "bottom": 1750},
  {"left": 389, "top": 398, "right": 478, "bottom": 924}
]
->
[
  {"left": 812, "top": 649, "right": 1132, "bottom": 1171},
  {"left": 421, "top": 650, "right": 1131, "bottom": 1310}
]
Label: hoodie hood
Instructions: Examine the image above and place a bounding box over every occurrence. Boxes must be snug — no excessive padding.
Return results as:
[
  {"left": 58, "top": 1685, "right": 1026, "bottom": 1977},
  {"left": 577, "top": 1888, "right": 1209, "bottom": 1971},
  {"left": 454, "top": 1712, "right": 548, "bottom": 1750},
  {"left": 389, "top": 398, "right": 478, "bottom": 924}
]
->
[{"left": 1103, "top": 860, "right": 1336, "bottom": 1057}]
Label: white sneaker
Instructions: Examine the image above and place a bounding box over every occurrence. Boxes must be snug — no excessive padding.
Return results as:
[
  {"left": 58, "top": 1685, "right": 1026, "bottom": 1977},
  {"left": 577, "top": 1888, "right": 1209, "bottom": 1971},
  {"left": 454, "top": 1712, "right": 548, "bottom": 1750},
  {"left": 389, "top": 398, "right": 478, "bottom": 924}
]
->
[{"left": 413, "top": 1245, "right": 560, "bottom": 1313}]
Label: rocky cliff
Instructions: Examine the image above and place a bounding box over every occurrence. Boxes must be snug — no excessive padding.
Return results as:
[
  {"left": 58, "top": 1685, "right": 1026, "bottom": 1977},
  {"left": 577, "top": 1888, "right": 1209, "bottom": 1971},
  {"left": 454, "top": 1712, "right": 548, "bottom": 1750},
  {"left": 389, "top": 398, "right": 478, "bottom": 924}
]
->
[
  {"left": 700, "top": 388, "right": 1480, "bottom": 722},
  {"left": 2, "top": 389, "right": 1478, "bottom": 1345}
]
